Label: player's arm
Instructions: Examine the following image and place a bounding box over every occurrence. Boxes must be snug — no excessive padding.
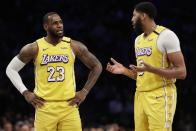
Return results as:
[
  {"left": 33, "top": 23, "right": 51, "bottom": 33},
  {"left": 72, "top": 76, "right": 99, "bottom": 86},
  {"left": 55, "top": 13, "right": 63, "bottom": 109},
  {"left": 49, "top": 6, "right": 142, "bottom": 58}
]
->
[
  {"left": 106, "top": 58, "right": 137, "bottom": 80},
  {"left": 6, "top": 42, "right": 45, "bottom": 107},
  {"left": 69, "top": 39, "right": 102, "bottom": 106},
  {"left": 6, "top": 43, "right": 37, "bottom": 94},
  {"left": 133, "top": 30, "right": 186, "bottom": 79}
]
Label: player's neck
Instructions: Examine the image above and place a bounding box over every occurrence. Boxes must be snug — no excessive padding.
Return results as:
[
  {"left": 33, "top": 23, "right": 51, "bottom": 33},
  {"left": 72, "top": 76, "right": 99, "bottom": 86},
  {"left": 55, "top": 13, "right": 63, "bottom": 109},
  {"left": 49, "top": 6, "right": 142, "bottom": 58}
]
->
[
  {"left": 45, "top": 36, "right": 62, "bottom": 45},
  {"left": 143, "top": 21, "right": 157, "bottom": 37}
]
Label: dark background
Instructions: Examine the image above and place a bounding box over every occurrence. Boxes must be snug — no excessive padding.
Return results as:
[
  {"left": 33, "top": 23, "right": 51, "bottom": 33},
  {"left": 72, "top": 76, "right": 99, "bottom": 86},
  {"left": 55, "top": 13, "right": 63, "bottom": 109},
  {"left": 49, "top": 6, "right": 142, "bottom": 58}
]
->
[{"left": 0, "top": 0, "right": 195, "bottom": 130}]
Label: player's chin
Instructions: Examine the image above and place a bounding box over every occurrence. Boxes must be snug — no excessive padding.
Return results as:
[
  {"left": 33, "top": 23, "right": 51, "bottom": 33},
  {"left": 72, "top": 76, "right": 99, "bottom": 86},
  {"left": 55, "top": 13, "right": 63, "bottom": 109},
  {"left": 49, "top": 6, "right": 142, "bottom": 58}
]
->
[{"left": 57, "top": 33, "right": 64, "bottom": 37}]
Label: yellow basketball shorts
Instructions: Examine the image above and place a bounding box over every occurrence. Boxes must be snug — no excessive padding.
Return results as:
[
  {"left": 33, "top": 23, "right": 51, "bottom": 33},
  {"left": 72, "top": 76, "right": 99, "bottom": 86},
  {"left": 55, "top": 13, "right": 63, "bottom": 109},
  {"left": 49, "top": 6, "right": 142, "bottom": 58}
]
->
[
  {"left": 34, "top": 101, "right": 82, "bottom": 131},
  {"left": 134, "top": 85, "right": 177, "bottom": 131}
]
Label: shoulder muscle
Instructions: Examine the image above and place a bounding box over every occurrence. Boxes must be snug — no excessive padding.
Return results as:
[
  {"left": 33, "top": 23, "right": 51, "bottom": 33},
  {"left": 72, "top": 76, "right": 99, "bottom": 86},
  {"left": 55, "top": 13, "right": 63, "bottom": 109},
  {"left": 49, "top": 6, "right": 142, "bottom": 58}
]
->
[
  {"left": 70, "top": 39, "right": 88, "bottom": 56},
  {"left": 18, "top": 42, "right": 38, "bottom": 63}
]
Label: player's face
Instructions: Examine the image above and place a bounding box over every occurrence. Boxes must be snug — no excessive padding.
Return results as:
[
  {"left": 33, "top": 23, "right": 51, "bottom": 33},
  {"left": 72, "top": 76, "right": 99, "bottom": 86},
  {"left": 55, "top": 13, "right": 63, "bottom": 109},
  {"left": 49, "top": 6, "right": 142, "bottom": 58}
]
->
[
  {"left": 47, "top": 14, "right": 64, "bottom": 38},
  {"left": 131, "top": 10, "right": 143, "bottom": 34}
]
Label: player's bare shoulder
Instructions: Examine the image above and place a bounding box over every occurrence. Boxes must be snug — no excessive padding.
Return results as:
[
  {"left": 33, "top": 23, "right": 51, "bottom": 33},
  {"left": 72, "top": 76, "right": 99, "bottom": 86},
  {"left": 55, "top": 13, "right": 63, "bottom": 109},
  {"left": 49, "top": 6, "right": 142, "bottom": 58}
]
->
[
  {"left": 70, "top": 39, "right": 88, "bottom": 56},
  {"left": 18, "top": 42, "right": 38, "bottom": 63}
]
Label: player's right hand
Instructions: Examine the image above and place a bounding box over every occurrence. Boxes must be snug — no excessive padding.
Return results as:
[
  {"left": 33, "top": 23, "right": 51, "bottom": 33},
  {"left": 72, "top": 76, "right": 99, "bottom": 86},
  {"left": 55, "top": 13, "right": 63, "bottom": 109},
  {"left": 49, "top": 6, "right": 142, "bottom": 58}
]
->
[
  {"left": 23, "top": 90, "right": 45, "bottom": 108},
  {"left": 106, "top": 58, "right": 125, "bottom": 74}
]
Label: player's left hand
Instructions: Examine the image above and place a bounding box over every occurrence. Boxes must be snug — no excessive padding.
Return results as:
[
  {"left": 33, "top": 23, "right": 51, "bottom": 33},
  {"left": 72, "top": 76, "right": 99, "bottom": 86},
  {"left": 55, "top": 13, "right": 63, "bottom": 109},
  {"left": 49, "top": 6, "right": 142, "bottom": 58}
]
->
[
  {"left": 130, "top": 61, "right": 153, "bottom": 72},
  {"left": 69, "top": 89, "right": 88, "bottom": 107}
]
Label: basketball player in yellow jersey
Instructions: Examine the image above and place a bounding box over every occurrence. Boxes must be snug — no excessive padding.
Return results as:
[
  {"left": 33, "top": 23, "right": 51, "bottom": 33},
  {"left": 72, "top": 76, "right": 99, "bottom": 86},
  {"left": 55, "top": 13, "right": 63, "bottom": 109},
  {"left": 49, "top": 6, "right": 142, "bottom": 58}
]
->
[
  {"left": 107, "top": 2, "right": 186, "bottom": 131},
  {"left": 6, "top": 12, "right": 102, "bottom": 131}
]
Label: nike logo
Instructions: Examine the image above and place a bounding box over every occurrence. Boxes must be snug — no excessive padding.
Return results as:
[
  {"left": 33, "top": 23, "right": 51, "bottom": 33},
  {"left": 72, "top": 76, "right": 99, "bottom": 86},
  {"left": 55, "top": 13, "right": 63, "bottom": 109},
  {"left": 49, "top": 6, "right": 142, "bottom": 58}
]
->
[
  {"left": 148, "top": 38, "right": 153, "bottom": 41},
  {"left": 61, "top": 47, "right": 68, "bottom": 50},
  {"left": 43, "top": 48, "right": 49, "bottom": 51},
  {"left": 155, "top": 95, "right": 163, "bottom": 99}
]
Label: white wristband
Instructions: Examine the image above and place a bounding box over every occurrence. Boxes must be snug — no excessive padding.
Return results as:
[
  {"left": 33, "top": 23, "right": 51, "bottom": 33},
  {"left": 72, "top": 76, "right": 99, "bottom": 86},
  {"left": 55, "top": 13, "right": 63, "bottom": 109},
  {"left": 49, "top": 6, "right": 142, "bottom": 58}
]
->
[{"left": 6, "top": 56, "right": 28, "bottom": 94}]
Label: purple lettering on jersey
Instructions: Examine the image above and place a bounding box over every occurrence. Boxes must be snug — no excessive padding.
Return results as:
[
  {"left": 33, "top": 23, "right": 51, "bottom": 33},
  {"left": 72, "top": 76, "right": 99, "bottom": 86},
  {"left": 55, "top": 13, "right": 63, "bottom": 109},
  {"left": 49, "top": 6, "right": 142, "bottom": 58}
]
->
[
  {"left": 41, "top": 54, "right": 69, "bottom": 65},
  {"left": 135, "top": 47, "right": 152, "bottom": 57}
]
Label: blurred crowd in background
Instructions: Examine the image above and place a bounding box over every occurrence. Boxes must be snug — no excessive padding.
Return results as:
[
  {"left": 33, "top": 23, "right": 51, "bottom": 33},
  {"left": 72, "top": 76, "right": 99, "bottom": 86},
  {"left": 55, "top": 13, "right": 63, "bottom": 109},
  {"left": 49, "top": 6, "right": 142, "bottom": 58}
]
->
[{"left": 0, "top": 0, "right": 196, "bottom": 130}]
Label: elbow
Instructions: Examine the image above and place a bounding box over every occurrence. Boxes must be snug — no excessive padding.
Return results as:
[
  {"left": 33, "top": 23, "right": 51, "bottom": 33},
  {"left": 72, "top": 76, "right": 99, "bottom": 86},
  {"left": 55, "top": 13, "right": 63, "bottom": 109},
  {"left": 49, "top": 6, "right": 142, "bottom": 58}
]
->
[
  {"left": 93, "top": 62, "right": 102, "bottom": 75},
  {"left": 6, "top": 65, "right": 14, "bottom": 79},
  {"left": 178, "top": 69, "right": 187, "bottom": 80},
  {"left": 96, "top": 62, "right": 103, "bottom": 74},
  {"left": 6, "top": 65, "right": 11, "bottom": 78},
  {"left": 180, "top": 72, "right": 187, "bottom": 80}
]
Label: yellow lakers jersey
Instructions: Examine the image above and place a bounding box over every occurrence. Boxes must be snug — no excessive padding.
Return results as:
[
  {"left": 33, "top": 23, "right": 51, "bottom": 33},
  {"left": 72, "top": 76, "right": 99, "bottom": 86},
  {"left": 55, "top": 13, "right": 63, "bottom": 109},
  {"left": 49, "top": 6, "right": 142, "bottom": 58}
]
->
[
  {"left": 34, "top": 37, "right": 76, "bottom": 101},
  {"left": 135, "top": 25, "right": 175, "bottom": 91}
]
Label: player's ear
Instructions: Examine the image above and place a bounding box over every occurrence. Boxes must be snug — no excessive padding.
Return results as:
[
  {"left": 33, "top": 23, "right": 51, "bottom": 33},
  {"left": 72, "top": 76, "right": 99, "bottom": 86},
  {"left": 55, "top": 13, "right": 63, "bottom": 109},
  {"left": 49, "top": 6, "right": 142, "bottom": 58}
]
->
[
  {"left": 141, "top": 13, "right": 146, "bottom": 20},
  {"left": 43, "top": 23, "right": 48, "bottom": 31}
]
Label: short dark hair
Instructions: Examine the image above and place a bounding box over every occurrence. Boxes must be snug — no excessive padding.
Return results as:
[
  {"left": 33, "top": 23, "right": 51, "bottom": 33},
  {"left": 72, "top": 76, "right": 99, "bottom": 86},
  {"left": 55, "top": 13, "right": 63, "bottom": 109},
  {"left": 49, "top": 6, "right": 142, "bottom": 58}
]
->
[
  {"left": 43, "top": 12, "right": 58, "bottom": 24},
  {"left": 134, "top": 2, "right": 157, "bottom": 19}
]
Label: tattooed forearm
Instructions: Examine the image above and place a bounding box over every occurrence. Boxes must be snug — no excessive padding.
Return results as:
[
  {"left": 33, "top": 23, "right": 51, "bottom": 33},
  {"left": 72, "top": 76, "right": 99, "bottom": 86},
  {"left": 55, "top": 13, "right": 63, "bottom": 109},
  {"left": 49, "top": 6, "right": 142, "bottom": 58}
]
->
[
  {"left": 80, "top": 51, "right": 102, "bottom": 92},
  {"left": 71, "top": 40, "right": 102, "bottom": 92}
]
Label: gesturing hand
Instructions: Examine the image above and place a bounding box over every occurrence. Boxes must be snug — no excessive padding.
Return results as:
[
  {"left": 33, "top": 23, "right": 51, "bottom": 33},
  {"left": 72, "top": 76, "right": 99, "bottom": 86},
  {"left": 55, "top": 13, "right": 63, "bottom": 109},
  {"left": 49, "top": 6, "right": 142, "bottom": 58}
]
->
[
  {"left": 130, "top": 61, "right": 153, "bottom": 72},
  {"left": 23, "top": 90, "right": 45, "bottom": 108},
  {"left": 106, "top": 58, "right": 125, "bottom": 74}
]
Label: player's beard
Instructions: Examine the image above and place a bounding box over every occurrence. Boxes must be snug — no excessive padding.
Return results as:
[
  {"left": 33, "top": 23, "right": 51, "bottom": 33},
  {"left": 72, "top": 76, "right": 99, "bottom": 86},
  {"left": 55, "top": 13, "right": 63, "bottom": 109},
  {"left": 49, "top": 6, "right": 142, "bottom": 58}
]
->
[
  {"left": 133, "top": 18, "right": 143, "bottom": 35},
  {"left": 48, "top": 28, "right": 64, "bottom": 39}
]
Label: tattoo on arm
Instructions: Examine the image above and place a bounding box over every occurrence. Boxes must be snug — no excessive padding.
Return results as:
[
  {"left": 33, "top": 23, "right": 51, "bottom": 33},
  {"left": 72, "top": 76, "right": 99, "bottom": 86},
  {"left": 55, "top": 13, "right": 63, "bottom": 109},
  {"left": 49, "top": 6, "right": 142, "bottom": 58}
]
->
[
  {"left": 78, "top": 46, "right": 100, "bottom": 69},
  {"left": 18, "top": 42, "right": 38, "bottom": 63},
  {"left": 71, "top": 40, "right": 102, "bottom": 92}
]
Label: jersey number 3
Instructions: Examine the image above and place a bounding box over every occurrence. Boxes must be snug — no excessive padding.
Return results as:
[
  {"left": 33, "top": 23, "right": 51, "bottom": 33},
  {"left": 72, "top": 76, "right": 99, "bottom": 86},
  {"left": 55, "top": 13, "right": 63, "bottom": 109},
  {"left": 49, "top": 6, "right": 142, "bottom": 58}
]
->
[{"left": 47, "top": 66, "right": 65, "bottom": 82}]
